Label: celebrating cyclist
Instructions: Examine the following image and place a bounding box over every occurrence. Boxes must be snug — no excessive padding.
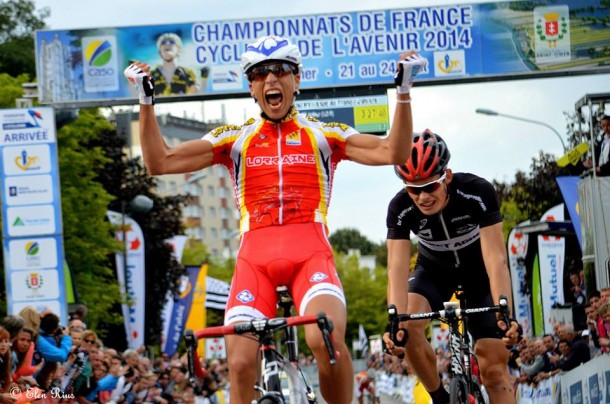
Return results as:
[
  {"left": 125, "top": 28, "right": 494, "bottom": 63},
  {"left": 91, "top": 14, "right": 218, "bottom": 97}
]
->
[
  {"left": 383, "top": 130, "right": 519, "bottom": 404},
  {"left": 124, "top": 35, "right": 426, "bottom": 403}
]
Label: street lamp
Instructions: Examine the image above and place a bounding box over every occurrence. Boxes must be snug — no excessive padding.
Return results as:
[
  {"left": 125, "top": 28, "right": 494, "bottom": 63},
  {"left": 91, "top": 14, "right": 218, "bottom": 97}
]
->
[{"left": 475, "top": 108, "right": 567, "bottom": 154}]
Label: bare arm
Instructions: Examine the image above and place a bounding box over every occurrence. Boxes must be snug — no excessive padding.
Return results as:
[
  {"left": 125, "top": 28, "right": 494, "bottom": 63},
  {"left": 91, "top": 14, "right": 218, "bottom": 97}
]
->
[
  {"left": 139, "top": 105, "right": 214, "bottom": 175},
  {"left": 387, "top": 239, "right": 412, "bottom": 324},
  {"left": 480, "top": 222, "right": 513, "bottom": 310},
  {"left": 345, "top": 50, "right": 421, "bottom": 166}
]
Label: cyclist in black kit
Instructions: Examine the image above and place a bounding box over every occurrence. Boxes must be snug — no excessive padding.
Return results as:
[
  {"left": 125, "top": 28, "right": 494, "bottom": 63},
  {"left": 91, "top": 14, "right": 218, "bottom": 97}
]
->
[{"left": 382, "top": 130, "right": 519, "bottom": 404}]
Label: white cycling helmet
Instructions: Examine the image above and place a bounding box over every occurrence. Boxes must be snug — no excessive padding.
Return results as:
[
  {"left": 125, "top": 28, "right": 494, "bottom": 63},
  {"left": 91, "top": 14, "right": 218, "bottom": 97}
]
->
[{"left": 240, "top": 35, "right": 302, "bottom": 74}]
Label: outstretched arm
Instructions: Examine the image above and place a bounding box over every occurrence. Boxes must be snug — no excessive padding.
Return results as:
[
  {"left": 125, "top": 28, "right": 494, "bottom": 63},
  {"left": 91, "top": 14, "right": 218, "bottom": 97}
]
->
[{"left": 346, "top": 51, "right": 427, "bottom": 166}]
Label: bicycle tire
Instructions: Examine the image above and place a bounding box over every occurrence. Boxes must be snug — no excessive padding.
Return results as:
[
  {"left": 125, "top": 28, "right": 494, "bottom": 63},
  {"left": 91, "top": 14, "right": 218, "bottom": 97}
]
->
[
  {"left": 449, "top": 377, "right": 469, "bottom": 404},
  {"left": 258, "top": 397, "right": 283, "bottom": 404}
]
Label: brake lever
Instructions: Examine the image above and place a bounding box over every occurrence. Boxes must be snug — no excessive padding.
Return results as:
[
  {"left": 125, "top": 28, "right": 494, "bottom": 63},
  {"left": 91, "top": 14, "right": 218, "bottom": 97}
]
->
[
  {"left": 317, "top": 313, "right": 337, "bottom": 365},
  {"left": 184, "top": 329, "right": 198, "bottom": 387}
]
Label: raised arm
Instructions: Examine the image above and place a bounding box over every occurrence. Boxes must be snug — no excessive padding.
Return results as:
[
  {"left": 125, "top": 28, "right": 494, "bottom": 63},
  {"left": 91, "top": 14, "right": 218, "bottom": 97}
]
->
[
  {"left": 125, "top": 62, "right": 215, "bottom": 175},
  {"left": 346, "top": 51, "right": 427, "bottom": 166}
]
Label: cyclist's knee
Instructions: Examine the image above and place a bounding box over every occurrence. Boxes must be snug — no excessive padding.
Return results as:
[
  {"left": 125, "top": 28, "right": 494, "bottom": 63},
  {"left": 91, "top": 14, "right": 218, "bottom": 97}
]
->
[
  {"left": 405, "top": 319, "right": 427, "bottom": 336},
  {"left": 227, "top": 353, "right": 255, "bottom": 377},
  {"left": 480, "top": 362, "right": 511, "bottom": 387}
]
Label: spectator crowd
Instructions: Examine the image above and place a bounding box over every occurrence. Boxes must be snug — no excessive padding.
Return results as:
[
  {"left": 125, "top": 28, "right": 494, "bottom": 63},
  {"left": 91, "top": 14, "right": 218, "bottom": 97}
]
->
[{"left": 0, "top": 305, "right": 229, "bottom": 403}]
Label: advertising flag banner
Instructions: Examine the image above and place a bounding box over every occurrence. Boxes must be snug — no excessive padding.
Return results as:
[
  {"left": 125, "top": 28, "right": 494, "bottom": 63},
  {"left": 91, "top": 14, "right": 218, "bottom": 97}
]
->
[
  {"left": 359, "top": 324, "right": 369, "bottom": 358},
  {"left": 508, "top": 222, "right": 533, "bottom": 338},
  {"left": 556, "top": 176, "right": 582, "bottom": 247},
  {"left": 537, "top": 204, "right": 565, "bottom": 334},
  {"left": 185, "top": 264, "right": 208, "bottom": 355},
  {"left": 107, "top": 210, "right": 146, "bottom": 349}
]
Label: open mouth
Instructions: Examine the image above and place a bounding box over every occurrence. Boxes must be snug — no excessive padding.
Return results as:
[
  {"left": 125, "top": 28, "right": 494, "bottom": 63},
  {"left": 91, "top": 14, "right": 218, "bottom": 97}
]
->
[{"left": 265, "top": 90, "right": 283, "bottom": 106}]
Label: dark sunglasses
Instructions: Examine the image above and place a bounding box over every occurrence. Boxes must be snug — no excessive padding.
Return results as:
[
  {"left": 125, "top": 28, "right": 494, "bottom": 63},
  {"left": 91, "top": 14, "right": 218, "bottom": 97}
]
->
[
  {"left": 161, "top": 39, "right": 176, "bottom": 46},
  {"left": 405, "top": 172, "right": 447, "bottom": 195},
  {"left": 84, "top": 339, "right": 96, "bottom": 344},
  {"left": 247, "top": 62, "right": 298, "bottom": 82}
]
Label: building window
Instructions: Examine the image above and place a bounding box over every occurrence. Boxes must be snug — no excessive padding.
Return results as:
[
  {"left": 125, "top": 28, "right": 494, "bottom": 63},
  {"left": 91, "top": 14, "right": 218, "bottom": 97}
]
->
[
  {"left": 207, "top": 185, "right": 215, "bottom": 197},
  {"left": 209, "top": 207, "right": 217, "bottom": 217}
]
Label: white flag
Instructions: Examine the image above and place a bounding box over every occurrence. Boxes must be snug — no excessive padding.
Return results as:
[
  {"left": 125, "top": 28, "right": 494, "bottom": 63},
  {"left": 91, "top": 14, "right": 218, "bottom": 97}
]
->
[{"left": 358, "top": 324, "right": 368, "bottom": 358}]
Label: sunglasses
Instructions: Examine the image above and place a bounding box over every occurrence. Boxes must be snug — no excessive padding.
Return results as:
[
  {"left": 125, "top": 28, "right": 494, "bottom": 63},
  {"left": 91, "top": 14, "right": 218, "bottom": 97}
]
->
[
  {"left": 85, "top": 339, "right": 96, "bottom": 344},
  {"left": 405, "top": 172, "right": 447, "bottom": 195},
  {"left": 161, "top": 39, "right": 176, "bottom": 46},
  {"left": 247, "top": 62, "right": 298, "bottom": 82}
]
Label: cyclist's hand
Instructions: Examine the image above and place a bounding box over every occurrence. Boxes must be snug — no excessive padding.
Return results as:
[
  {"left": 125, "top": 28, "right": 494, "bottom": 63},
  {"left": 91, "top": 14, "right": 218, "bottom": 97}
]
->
[
  {"left": 395, "top": 51, "right": 427, "bottom": 94},
  {"left": 124, "top": 62, "right": 155, "bottom": 105},
  {"left": 382, "top": 330, "right": 407, "bottom": 359},
  {"left": 497, "top": 315, "right": 523, "bottom": 347}
]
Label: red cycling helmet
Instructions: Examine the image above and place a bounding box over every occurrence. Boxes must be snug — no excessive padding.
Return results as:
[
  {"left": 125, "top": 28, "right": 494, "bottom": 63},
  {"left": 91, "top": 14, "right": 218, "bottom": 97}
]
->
[{"left": 395, "top": 129, "right": 451, "bottom": 181}]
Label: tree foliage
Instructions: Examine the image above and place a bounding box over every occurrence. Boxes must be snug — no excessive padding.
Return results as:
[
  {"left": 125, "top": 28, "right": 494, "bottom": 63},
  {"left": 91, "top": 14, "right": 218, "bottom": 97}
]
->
[
  {"left": 0, "top": 0, "right": 49, "bottom": 78},
  {"left": 330, "top": 228, "right": 376, "bottom": 255},
  {"left": 87, "top": 115, "right": 187, "bottom": 347},
  {"left": 0, "top": 73, "right": 30, "bottom": 107},
  {"left": 57, "top": 109, "right": 121, "bottom": 329}
]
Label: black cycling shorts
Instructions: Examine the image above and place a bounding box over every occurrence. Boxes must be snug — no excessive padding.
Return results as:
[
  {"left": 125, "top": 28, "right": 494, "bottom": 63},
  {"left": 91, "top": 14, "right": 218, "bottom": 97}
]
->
[{"left": 408, "top": 262, "right": 500, "bottom": 341}]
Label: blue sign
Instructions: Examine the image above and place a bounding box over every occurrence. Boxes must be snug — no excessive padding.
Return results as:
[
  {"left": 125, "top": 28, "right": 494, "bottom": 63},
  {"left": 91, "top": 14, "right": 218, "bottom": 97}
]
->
[
  {"left": 35, "top": 1, "right": 610, "bottom": 105},
  {"left": 0, "top": 108, "right": 68, "bottom": 325}
]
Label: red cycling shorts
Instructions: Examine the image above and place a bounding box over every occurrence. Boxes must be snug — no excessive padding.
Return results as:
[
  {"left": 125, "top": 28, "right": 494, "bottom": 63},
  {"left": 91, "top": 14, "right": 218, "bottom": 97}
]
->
[{"left": 224, "top": 222, "right": 346, "bottom": 325}]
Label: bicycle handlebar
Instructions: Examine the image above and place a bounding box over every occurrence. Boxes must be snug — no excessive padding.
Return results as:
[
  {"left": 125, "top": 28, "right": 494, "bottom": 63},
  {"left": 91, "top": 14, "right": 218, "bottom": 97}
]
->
[
  {"left": 185, "top": 312, "right": 337, "bottom": 386},
  {"left": 388, "top": 295, "right": 510, "bottom": 340}
]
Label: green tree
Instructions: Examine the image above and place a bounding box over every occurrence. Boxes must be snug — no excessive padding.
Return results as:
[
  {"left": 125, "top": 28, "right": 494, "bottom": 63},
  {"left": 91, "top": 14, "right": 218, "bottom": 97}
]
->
[
  {"left": 56, "top": 109, "right": 121, "bottom": 328},
  {"left": 0, "top": 0, "right": 49, "bottom": 78},
  {"left": 0, "top": 73, "right": 30, "bottom": 107},
  {"left": 330, "top": 228, "right": 375, "bottom": 255}
]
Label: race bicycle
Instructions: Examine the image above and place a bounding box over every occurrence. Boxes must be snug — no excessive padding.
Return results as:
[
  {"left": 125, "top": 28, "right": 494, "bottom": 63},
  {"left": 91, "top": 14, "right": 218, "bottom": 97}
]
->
[
  {"left": 388, "top": 292, "right": 511, "bottom": 404},
  {"left": 185, "top": 286, "right": 336, "bottom": 403}
]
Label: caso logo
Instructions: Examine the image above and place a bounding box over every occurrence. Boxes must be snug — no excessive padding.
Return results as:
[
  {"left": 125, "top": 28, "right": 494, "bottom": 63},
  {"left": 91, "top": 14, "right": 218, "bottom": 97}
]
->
[
  {"left": 85, "top": 39, "right": 113, "bottom": 67},
  {"left": 87, "top": 68, "right": 115, "bottom": 76}
]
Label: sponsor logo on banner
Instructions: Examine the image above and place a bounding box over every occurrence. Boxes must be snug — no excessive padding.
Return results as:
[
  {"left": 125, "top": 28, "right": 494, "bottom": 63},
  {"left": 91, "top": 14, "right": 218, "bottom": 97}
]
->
[
  {"left": 534, "top": 6, "right": 571, "bottom": 63},
  {"left": 4, "top": 175, "right": 53, "bottom": 205},
  {"left": 433, "top": 50, "right": 466, "bottom": 76},
  {"left": 9, "top": 238, "right": 58, "bottom": 270},
  {"left": 82, "top": 36, "right": 119, "bottom": 92},
  {"left": 211, "top": 65, "right": 243, "bottom": 91},
  {"left": 7, "top": 205, "right": 56, "bottom": 237},
  {"left": 11, "top": 269, "right": 60, "bottom": 300},
  {"left": 2, "top": 145, "right": 51, "bottom": 175},
  {"left": 2, "top": 110, "right": 44, "bottom": 130}
]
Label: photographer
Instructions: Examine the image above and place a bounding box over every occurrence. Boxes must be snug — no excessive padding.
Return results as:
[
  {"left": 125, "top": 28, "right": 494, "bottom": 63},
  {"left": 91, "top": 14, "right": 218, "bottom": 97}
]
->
[{"left": 34, "top": 310, "right": 72, "bottom": 389}]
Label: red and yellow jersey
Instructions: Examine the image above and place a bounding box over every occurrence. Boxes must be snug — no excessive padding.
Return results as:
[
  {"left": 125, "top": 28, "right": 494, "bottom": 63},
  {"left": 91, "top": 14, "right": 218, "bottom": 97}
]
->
[{"left": 203, "top": 107, "right": 358, "bottom": 234}]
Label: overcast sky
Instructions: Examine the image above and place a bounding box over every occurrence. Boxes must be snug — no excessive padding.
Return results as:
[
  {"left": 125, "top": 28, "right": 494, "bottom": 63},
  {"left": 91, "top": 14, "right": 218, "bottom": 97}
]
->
[{"left": 35, "top": 0, "right": 609, "bottom": 242}]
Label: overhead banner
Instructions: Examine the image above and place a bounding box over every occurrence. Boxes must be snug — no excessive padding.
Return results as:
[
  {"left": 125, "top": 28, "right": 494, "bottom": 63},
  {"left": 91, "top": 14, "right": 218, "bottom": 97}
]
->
[
  {"left": 107, "top": 210, "right": 146, "bottom": 349},
  {"left": 35, "top": 1, "right": 610, "bottom": 105},
  {"left": 0, "top": 107, "right": 68, "bottom": 325}
]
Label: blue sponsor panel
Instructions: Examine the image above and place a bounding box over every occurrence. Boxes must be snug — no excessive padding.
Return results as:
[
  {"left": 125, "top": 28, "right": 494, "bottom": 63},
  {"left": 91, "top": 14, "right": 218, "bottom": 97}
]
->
[
  {"left": 570, "top": 381, "right": 584, "bottom": 404},
  {"left": 0, "top": 108, "right": 68, "bottom": 324},
  {"left": 34, "top": 2, "right": 610, "bottom": 105}
]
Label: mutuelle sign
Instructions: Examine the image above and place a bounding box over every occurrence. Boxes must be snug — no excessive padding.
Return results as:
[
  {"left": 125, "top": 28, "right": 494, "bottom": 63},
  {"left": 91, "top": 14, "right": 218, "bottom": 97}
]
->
[{"left": 35, "top": 0, "right": 610, "bottom": 106}]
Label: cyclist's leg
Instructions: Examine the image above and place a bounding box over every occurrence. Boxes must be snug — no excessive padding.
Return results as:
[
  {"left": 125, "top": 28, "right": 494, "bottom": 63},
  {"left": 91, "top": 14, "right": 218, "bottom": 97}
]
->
[
  {"left": 474, "top": 339, "right": 514, "bottom": 403},
  {"left": 469, "top": 291, "right": 515, "bottom": 403},
  {"left": 303, "top": 293, "right": 353, "bottom": 404},
  {"left": 403, "top": 293, "right": 438, "bottom": 390},
  {"left": 406, "top": 265, "right": 454, "bottom": 403},
  {"left": 223, "top": 241, "right": 278, "bottom": 403}
]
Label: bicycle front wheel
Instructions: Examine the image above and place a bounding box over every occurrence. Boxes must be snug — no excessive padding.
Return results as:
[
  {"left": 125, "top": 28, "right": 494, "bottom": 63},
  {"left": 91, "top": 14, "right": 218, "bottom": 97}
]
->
[{"left": 449, "top": 377, "right": 469, "bottom": 404}]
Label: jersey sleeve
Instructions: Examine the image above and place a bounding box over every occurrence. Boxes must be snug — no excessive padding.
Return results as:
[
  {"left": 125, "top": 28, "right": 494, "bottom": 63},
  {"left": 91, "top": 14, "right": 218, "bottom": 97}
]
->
[
  {"left": 201, "top": 124, "right": 241, "bottom": 166},
  {"left": 386, "top": 191, "right": 412, "bottom": 240},
  {"left": 321, "top": 121, "right": 358, "bottom": 161},
  {"left": 477, "top": 178, "right": 502, "bottom": 228}
]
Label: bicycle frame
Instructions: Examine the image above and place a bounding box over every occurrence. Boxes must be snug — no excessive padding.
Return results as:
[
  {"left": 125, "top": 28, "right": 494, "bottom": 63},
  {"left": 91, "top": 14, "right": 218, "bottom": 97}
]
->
[
  {"left": 388, "top": 294, "right": 510, "bottom": 404},
  {"left": 185, "top": 289, "right": 336, "bottom": 403}
]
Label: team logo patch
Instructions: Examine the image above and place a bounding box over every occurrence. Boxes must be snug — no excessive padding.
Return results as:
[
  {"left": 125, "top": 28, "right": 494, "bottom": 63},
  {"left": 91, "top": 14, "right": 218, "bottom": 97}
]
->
[
  {"left": 286, "top": 131, "right": 301, "bottom": 146},
  {"left": 310, "top": 272, "right": 328, "bottom": 282},
  {"left": 419, "top": 219, "right": 427, "bottom": 229},
  {"left": 236, "top": 289, "right": 254, "bottom": 303}
]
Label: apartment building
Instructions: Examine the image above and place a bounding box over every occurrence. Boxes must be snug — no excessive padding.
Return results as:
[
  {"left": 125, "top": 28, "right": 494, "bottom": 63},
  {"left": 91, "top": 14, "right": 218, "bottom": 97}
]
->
[{"left": 115, "top": 111, "right": 240, "bottom": 258}]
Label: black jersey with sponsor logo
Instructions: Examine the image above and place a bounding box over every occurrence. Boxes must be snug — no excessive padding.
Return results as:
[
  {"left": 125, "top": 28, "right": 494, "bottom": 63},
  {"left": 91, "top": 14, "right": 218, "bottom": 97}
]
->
[{"left": 386, "top": 173, "right": 502, "bottom": 269}]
